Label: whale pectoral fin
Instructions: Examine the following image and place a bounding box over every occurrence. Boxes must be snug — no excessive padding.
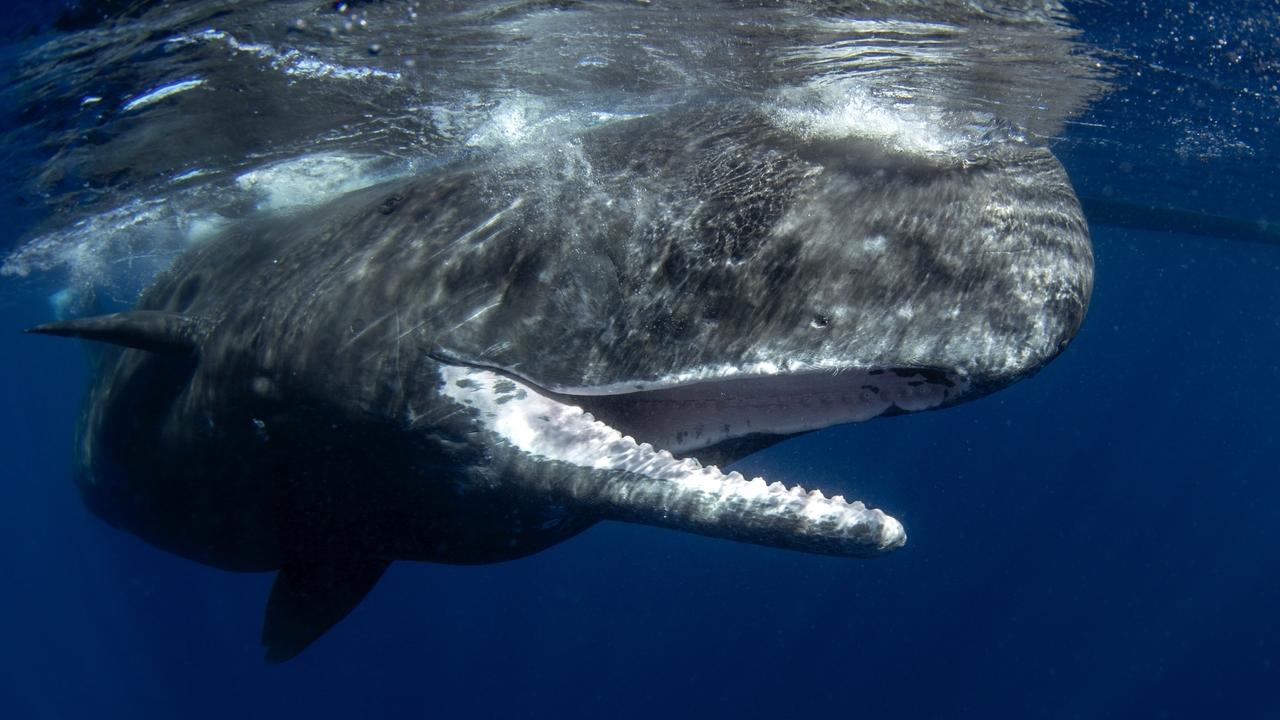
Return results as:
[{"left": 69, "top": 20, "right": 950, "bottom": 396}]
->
[
  {"left": 25, "top": 310, "right": 205, "bottom": 354},
  {"left": 261, "top": 558, "right": 391, "bottom": 663}
]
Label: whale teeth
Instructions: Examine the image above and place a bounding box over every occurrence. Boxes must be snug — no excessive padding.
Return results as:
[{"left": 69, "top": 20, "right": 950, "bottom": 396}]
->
[
  {"left": 637, "top": 442, "right": 653, "bottom": 453},
  {"left": 789, "top": 485, "right": 806, "bottom": 496},
  {"left": 747, "top": 477, "right": 766, "bottom": 489},
  {"left": 832, "top": 494, "right": 847, "bottom": 505},
  {"left": 808, "top": 489, "right": 826, "bottom": 500},
  {"left": 727, "top": 471, "right": 745, "bottom": 482},
  {"left": 657, "top": 449, "right": 674, "bottom": 460},
  {"left": 768, "top": 481, "right": 786, "bottom": 493}
]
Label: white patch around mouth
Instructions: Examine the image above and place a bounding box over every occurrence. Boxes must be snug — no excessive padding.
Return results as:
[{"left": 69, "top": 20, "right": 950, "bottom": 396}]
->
[{"left": 438, "top": 364, "right": 908, "bottom": 556}]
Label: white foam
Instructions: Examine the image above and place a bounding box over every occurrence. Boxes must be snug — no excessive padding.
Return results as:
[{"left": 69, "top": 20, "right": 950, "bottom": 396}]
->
[
  {"left": 235, "top": 154, "right": 398, "bottom": 212},
  {"left": 122, "top": 78, "right": 206, "bottom": 112},
  {"left": 769, "top": 85, "right": 966, "bottom": 159},
  {"left": 1, "top": 153, "right": 405, "bottom": 293},
  {"left": 168, "top": 29, "right": 401, "bottom": 83}
]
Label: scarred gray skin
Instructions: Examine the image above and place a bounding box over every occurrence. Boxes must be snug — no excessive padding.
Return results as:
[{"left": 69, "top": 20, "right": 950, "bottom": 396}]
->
[{"left": 39, "top": 103, "right": 1091, "bottom": 659}]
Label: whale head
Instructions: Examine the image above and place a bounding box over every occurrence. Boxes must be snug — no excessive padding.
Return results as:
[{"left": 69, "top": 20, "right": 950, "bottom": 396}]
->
[{"left": 398, "top": 104, "right": 1093, "bottom": 556}]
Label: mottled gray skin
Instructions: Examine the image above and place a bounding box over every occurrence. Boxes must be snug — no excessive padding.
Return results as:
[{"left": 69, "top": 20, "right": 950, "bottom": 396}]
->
[{"left": 41, "top": 104, "right": 1091, "bottom": 659}]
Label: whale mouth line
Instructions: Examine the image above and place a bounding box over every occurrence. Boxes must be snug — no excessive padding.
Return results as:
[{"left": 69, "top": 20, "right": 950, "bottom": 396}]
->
[
  {"left": 517, "top": 364, "right": 972, "bottom": 457},
  {"left": 436, "top": 360, "right": 971, "bottom": 556}
]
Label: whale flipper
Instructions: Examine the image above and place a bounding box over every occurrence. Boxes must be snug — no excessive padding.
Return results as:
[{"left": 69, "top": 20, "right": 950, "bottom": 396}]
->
[
  {"left": 25, "top": 310, "right": 204, "bottom": 354},
  {"left": 262, "top": 558, "right": 392, "bottom": 664}
]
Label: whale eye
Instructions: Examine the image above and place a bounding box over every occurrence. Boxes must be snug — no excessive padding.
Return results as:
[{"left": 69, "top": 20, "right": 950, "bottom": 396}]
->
[
  {"left": 378, "top": 193, "right": 404, "bottom": 215},
  {"left": 810, "top": 314, "right": 831, "bottom": 329}
]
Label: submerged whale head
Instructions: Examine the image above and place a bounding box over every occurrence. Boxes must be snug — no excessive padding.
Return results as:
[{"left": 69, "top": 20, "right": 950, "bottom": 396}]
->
[
  {"left": 420, "top": 103, "right": 1089, "bottom": 535},
  {"left": 347, "top": 104, "right": 1094, "bottom": 557}
]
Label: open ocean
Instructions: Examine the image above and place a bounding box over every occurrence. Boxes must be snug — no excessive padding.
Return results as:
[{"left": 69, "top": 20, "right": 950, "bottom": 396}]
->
[{"left": 2, "top": 2, "right": 1277, "bottom": 718}]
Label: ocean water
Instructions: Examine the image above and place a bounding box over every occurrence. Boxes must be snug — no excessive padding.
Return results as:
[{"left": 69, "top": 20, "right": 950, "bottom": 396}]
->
[{"left": 1, "top": 2, "right": 1277, "bottom": 718}]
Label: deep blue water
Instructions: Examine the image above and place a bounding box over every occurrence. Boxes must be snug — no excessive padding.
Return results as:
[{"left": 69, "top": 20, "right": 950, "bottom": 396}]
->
[{"left": 3, "top": 2, "right": 1279, "bottom": 719}]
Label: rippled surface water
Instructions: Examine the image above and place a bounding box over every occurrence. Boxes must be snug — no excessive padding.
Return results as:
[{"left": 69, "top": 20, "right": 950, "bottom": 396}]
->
[
  {"left": 2, "top": 0, "right": 1108, "bottom": 293},
  {"left": 1, "top": 2, "right": 1278, "bottom": 718}
]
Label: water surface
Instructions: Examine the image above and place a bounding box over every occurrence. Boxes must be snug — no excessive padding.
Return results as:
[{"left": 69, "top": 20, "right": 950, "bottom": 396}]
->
[{"left": 1, "top": 2, "right": 1277, "bottom": 718}]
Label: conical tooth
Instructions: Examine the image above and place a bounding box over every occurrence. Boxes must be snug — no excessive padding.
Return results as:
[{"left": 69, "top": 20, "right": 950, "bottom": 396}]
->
[
  {"left": 706, "top": 464, "right": 720, "bottom": 474},
  {"left": 657, "top": 449, "right": 673, "bottom": 459},
  {"left": 789, "top": 485, "right": 806, "bottom": 496},
  {"left": 747, "top": 477, "right": 767, "bottom": 490},
  {"left": 768, "top": 481, "right": 786, "bottom": 493},
  {"left": 727, "top": 471, "right": 745, "bottom": 482},
  {"left": 638, "top": 442, "right": 653, "bottom": 453},
  {"left": 808, "top": 489, "right": 826, "bottom": 499},
  {"left": 832, "top": 494, "right": 847, "bottom": 505},
  {"left": 583, "top": 412, "right": 595, "bottom": 422}
]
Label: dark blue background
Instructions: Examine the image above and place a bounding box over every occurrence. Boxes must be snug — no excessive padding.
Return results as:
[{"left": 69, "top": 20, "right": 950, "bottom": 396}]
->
[
  {"left": 8, "top": 225, "right": 1277, "bottom": 719},
  {"left": 3, "top": 1, "right": 1279, "bottom": 718}
]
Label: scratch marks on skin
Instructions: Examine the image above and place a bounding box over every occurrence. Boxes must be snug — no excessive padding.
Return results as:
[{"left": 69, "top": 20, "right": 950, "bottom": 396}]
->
[
  {"left": 340, "top": 310, "right": 396, "bottom": 352},
  {"left": 395, "top": 311, "right": 431, "bottom": 397},
  {"left": 395, "top": 310, "right": 403, "bottom": 398},
  {"left": 425, "top": 197, "right": 525, "bottom": 265},
  {"left": 411, "top": 405, "right": 465, "bottom": 429},
  {"left": 443, "top": 300, "right": 502, "bottom": 336},
  {"left": 483, "top": 341, "right": 512, "bottom": 356},
  {"left": 396, "top": 312, "right": 430, "bottom": 342},
  {"left": 347, "top": 307, "right": 431, "bottom": 405}
]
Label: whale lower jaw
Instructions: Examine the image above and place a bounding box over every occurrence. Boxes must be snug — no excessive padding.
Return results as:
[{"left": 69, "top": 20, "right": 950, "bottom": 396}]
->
[{"left": 437, "top": 363, "right": 947, "bottom": 557}]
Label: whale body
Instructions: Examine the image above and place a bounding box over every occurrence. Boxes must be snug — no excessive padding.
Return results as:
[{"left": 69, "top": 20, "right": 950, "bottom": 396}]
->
[{"left": 30, "top": 102, "right": 1092, "bottom": 661}]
